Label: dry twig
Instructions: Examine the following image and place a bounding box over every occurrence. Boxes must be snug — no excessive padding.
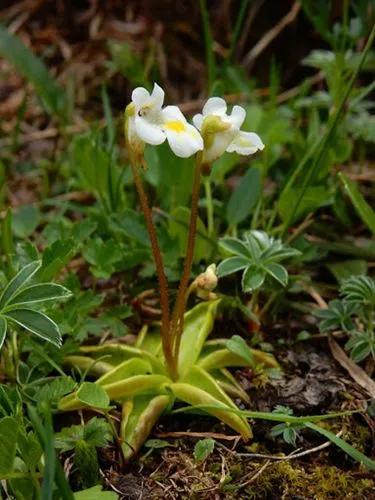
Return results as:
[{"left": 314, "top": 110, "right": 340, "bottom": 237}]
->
[
  {"left": 155, "top": 431, "right": 240, "bottom": 441},
  {"left": 242, "top": 1, "right": 301, "bottom": 69},
  {"left": 328, "top": 336, "right": 375, "bottom": 398}
]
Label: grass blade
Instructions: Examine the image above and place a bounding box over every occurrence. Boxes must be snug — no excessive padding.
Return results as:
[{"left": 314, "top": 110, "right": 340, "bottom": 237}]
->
[
  {"left": 174, "top": 403, "right": 375, "bottom": 469},
  {"left": 199, "top": 0, "right": 216, "bottom": 91},
  {"left": 280, "top": 22, "right": 375, "bottom": 234},
  {"left": 228, "top": 0, "right": 250, "bottom": 62},
  {"left": 306, "top": 422, "right": 375, "bottom": 471},
  {"left": 173, "top": 403, "right": 355, "bottom": 423},
  {"left": 0, "top": 25, "right": 67, "bottom": 120},
  {"left": 338, "top": 172, "right": 375, "bottom": 235}
]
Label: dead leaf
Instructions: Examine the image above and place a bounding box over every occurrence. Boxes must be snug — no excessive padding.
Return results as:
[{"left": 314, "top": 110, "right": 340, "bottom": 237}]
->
[{"left": 328, "top": 336, "right": 375, "bottom": 398}]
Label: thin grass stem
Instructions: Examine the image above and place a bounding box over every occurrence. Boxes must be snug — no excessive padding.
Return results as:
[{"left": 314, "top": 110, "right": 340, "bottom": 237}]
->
[
  {"left": 281, "top": 22, "right": 375, "bottom": 236},
  {"left": 199, "top": 0, "right": 216, "bottom": 92}
]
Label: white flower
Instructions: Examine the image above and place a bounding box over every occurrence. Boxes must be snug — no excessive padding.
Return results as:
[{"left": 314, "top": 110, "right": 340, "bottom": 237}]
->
[
  {"left": 129, "top": 83, "right": 203, "bottom": 158},
  {"left": 193, "top": 97, "right": 264, "bottom": 163}
]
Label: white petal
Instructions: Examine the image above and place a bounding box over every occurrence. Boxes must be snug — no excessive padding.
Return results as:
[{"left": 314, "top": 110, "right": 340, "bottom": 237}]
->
[
  {"left": 162, "top": 105, "right": 187, "bottom": 123},
  {"left": 151, "top": 83, "right": 165, "bottom": 109},
  {"left": 165, "top": 123, "right": 203, "bottom": 158},
  {"left": 226, "top": 131, "right": 264, "bottom": 155},
  {"left": 229, "top": 105, "right": 246, "bottom": 128},
  {"left": 204, "top": 131, "right": 235, "bottom": 163},
  {"left": 162, "top": 105, "right": 202, "bottom": 156},
  {"left": 132, "top": 87, "right": 150, "bottom": 109},
  {"left": 135, "top": 116, "right": 166, "bottom": 145},
  {"left": 202, "top": 97, "right": 227, "bottom": 116},
  {"left": 192, "top": 113, "right": 203, "bottom": 130}
]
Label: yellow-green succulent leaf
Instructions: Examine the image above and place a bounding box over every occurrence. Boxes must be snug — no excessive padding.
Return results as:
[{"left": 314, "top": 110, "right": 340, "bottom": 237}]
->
[
  {"left": 59, "top": 374, "right": 170, "bottom": 412},
  {"left": 198, "top": 348, "right": 249, "bottom": 370},
  {"left": 170, "top": 382, "right": 252, "bottom": 440},
  {"left": 135, "top": 324, "right": 149, "bottom": 348},
  {"left": 248, "top": 348, "right": 279, "bottom": 368},
  {"left": 121, "top": 394, "right": 171, "bottom": 460},
  {"left": 211, "top": 368, "right": 250, "bottom": 404},
  {"left": 102, "top": 374, "right": 171, "bottom": 401},
  {"left": 181, "top": 365, "right": 238, "bottom": 410},
  {"left": 58, "top": 392, "right": 85, "bottom": 412},
  {"left": 63, "top": 355, "right": 114, "bottom": 377},
  {"left": 96, "top": 358, "right": 153, "bottom": 386},
  {"left": 198, "top": 347, "right": 278, "bottom": 371},
  {"left": 136, "top": 325, "right": 163, "bottom": 356},
  {"left": 79, "top": 344, "right": 166, "bottom": 374},
  {"left": 178, "top": 299, "right": 220, "bottom": 378}
]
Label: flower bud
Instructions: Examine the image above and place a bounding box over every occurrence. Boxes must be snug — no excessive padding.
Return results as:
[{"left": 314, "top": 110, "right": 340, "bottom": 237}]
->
[
  {"left": 124, "top": 102, "right": 145, "bottom": 161},
  {"left": 193, "top": 264, "right": 218, "bottom": 300}
]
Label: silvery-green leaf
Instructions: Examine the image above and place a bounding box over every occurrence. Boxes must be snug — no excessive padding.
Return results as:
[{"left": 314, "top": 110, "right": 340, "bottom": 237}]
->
[
  {"left": 241, "top": 266, "right": 265, "bottom": 292},
  {"left": 265, "top": 263, "right": 288, "bottom": 287},
  {"left": 4, "top": 308, "right": 61, "bottom": 347},
  {"left": 0, "top": 317, "right": 7, "bottom": 350},
  {"left": 217, "top": 256, "right": 249, "bottom": 277},
  {"left": 7, "top": 283, "right": 71, "bottom": 308},
  {"left": 0, "top": 261, "right": 41, "bottom": 309},
  {"left": 219, "top": 237, "right": 251, "bottom": 258}
]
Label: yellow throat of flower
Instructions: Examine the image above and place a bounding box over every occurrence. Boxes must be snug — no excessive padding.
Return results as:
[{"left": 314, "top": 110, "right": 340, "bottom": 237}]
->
[{"left": 164, "top": 120, "right": 186, "bottom": 133}]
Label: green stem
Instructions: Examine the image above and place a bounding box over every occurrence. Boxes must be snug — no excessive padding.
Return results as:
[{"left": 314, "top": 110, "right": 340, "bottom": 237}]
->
[
  {"left": 249, "top": 289, "right": 259, "bottom": 313},
  {"left": 129, "top": 160, "right": 176, "bottom": 379},
  {"left": 170, "top": 155, "right": 203, "bottom": 368},
  {"left": 228, "top": 0, "right": 250, "bottom": 62},
  {"left": 281, "top": 22, "right": 375, "bottom": 236},
  {"left": 204, "top": 178, "right": 214, "bottom": 237}
]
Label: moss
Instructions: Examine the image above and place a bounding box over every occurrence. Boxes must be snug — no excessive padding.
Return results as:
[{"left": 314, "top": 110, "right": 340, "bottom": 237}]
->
[
  {"left": 343, "top": 423, "right": 371, "bottom": 453},
  {"left": 229, "top": 463, "right": 244, "bottom": 480},
  {"left": 244, "top": 461, "right": 374, "bottom": 499}
]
